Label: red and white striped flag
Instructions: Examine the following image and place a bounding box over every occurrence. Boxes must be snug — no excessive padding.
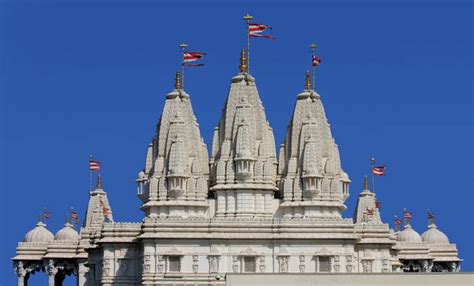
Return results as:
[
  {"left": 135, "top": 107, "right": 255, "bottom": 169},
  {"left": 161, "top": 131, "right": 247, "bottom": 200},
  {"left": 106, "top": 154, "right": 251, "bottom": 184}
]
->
[
  {"left": 375, "top": 200, "right": 381, "bottom": 209},
  {"left": 403, "top": 209, "right": 412, "bottom": 220},
  {"left": 70, "top": 208, "right": 79, "bottom": 224},
  {"left": 249, "top": 23, "right": 274, "bottom": 39},
  {"left": 394, "top": 216, "right": 403, "bottom": 226},
  {"left": 183, "top": 52, "right": 206, "bottom": 67},
  {"left": 372, "top": 166, "right": 386, "bottom": 176},
  {"left": 312, "top": 55, "right": 321, "bottom": 66},
  {"left": 89, "top": 160, "right": 101, "bottom": 171},
  {"left": 43, "top": 208, "right": 51, "bottom": 219}
]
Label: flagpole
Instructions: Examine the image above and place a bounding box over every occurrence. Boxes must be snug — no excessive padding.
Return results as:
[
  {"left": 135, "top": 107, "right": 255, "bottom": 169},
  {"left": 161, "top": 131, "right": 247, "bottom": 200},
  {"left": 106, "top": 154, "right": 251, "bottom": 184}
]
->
[
  {"left": 243, "top": 14, "right": 253, "bottom": 74},
  {"left": 89, "top": 154, "right": 93, "bottom": 193},
  {"left": 371, "top": 157, "right": 376, "bottom": 193},
  {"left": 179, "top": 43, "right": 187, "bottom": 90},
  {"left": 309, "top": 43, "right": 317, "bottom": 90}
]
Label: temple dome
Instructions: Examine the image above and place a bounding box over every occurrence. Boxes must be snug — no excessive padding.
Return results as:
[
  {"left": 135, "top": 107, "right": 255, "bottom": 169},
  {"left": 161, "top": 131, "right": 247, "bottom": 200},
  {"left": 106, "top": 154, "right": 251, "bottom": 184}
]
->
[
  {"left": 54, "top": 222, "right": 80, "bottom": 241},
  {"left": 24, "top": 221, "right": 54, "bottom": 243},
  {"left": 397, "top": 224, "right": 422, "bottom": 243},
  {"left": 421, "top": 224, "right": 449, "bottom": 244}
]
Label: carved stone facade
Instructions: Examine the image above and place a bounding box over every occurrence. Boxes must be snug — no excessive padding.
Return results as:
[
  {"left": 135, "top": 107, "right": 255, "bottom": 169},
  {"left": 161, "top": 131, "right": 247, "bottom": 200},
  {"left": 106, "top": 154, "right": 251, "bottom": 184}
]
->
[{"left": 13, "top": 63, "right": 461, "bottom": 285}]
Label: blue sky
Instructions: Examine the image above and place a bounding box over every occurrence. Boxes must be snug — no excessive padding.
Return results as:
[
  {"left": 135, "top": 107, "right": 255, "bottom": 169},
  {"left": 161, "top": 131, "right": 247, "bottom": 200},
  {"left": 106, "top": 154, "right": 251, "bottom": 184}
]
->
[{"left": 1, "top": 0, "right": 472, "bottom": 284}]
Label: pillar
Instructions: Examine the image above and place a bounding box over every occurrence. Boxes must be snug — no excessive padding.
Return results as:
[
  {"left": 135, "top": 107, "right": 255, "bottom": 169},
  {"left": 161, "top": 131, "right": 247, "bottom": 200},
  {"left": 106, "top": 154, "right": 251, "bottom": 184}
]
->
[
  {"left": 14, "top": 261, "right": 27, "bottom": 286},
  {"left": 77, "top": 260, "right": 88, "bottom": 286},
  {"left": 45, "top": 259, "right": 58, "bottom": 286}
]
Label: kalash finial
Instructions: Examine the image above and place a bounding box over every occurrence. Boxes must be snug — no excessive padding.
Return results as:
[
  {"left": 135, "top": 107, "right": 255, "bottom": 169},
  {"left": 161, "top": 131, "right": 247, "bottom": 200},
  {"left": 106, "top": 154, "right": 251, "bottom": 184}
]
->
[
  {"left": 96, "top": 175, "right": 102, "bottom": 190},
  {"left": 363, "top": 175, "right": 369, "bottom": 191},
  {"left": 239, "top": 49, "right": 247, "bottom": 73},
  {"left": 305, "top": 70, "right": 311, "bottom": 90},
  {"left": 175, "top": 71, "right": 181, "bottom": 90}
]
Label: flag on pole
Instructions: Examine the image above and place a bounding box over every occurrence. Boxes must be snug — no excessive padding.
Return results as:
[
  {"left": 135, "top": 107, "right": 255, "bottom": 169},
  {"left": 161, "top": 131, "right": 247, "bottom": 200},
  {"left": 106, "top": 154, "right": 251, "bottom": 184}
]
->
[
  {"left": 249, "top": 23, "right": 274, "bottom": 39},
  {"left": 427, "top": 209, "right": 434, "bottom": 220},
  {"left": 394, "top": 215, "right": 403, "bottom": 231},
  {"left": 43, "top": 208, "right": 51, "bottom": 219},
  {"left": 89, "top": 160, "right": 101, "bottom": 171},
  {"left": 70, "top": 208, "right": 79, "bottom": 224},
  {"left": 375, "top": 200, "right": 381, "bottom": 209},
  {"left": 312, "top": 55, "right": 321, "bottom": 66},
  {"left": 183, "top": 52, "right": 206, "bottom": 67},
  {"left": 372, "top": 166, "right": 386, "bottom": 176},
  {"left": 403, "top": 209, "right": 412, "bottom": 220}
]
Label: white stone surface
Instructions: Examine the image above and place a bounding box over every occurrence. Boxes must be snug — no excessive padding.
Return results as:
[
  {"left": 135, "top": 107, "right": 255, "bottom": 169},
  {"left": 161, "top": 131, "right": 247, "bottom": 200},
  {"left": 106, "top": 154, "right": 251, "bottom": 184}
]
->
[{"left": 12, "top": 70, "right": 462, "bottom": 285}]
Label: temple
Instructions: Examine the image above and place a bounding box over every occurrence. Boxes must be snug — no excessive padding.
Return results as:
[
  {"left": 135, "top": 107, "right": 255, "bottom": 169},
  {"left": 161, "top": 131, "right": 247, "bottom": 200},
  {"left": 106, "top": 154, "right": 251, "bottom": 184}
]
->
[{"left": 13, "top": 51, "right": 461, "bottom": 286}]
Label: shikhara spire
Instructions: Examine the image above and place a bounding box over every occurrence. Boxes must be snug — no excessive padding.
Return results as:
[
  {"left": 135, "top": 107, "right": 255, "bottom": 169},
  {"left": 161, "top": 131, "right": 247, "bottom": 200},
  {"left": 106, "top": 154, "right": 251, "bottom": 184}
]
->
[
  {"left": 137, "top": 72, "right": 209, "bottom": 218},
  {"left": 278, "top": 71, "right": 350, "bottom": 218},
  {"left": 209, "top": 51, "right": 278, "bottom": 217}
]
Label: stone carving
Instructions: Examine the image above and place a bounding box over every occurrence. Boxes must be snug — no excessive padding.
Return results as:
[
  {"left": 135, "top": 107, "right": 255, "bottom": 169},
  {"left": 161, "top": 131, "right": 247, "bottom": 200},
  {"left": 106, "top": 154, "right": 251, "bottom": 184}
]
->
[
  {"left": 45, "top": 259, "right": 58, "bottom": 276},
  {"left": 157, "top": 255, "right": 164, "bottom": 273},
  {"left": 192, "top": 255, "right": 199, "bottom": 273},
  {"left": 143, "top": 255, "right": 151, "bottom": 273},
  {"left": 208, "top": 256, "right": 220, "bottom": 274},
  {"left": 232, "top": 255, "right": 239, "bottom": 273},
  {"left": 102, "top": 258, "right": 111, "bottom": 276},
  {"left": 259, "top": 256, "right": 266, "bottom": 272},
  {"left": 362, "top": 260, "right": 373, "bottom": 273},
  {"left": 14, "top": 261, "right": 27, "bottom": 278},
  {"left": 299, "top": 255, "right": 306, "bottom": 273},
  {"left": 277, "top": 256, "right": 289, "bottom": 273}
]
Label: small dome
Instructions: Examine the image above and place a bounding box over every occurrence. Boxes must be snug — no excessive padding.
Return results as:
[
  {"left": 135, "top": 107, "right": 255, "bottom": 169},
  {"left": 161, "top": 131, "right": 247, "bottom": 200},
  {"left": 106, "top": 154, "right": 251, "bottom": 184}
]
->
[
  {"left": 24, "top": 221, "right": 54, "bottom": 243},
  {"left": 397, "top": 224, "right": 422, "bottom": 243},
  {"left": 54, "top": 222, "right": 80, "bottom": 241},
  {"left": 340, "top": 171, "right": 351, "bottom": 182},
  {"left": 422, "top": 224, "right": 449, "bottom": 244}
]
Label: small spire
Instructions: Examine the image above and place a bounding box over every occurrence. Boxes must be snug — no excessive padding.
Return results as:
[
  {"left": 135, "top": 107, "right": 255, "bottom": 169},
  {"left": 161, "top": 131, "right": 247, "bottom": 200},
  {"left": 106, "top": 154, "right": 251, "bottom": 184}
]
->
[
  {"left": 96, "top": 175, "right": 102, "bottom": 189},
  {"left": 239, "top": 49, "right": 247, "bottom": 73},
  {"left": 38, "top": 213, "right": 43, "bottom": 223},
  {"left": 175, "top": 71, "right": 181, "bottom": 90},
  {"left": 66, "top": 213, "right": 70, "bottom": 224},
  {"left": 427, "top": 209, "right": 436, "bottom": 226},
  {"left": 363, "top": 175, "right": 369, "bottom": 191},
  {"left": 305, "top": 70, "right": 311, "bottom": 90}
]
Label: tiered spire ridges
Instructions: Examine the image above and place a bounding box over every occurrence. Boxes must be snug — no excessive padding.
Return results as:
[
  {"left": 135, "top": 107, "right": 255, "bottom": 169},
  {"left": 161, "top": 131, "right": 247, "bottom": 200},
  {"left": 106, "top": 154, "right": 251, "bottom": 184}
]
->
[
  {"left": 137, "top": 73, "right": 209, "bottom": 218},
  {"left": 278, "top": 72, "right": 350, "bottom": 218},
  {"left": 209, "top": 55, "right": 278, "bottom": 217}
]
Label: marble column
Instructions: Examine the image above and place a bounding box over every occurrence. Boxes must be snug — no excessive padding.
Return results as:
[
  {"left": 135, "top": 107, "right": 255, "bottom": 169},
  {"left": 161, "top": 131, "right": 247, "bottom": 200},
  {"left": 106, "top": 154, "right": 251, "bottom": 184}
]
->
[
  {"left": 77, "top": 260, "right": 88, "bottom": 286},
  {"left": 45, "top": 259, "right": 58, "bottom": 286},
  {"left": 14, "top": 261, "right": 27, "bottom": 286}
]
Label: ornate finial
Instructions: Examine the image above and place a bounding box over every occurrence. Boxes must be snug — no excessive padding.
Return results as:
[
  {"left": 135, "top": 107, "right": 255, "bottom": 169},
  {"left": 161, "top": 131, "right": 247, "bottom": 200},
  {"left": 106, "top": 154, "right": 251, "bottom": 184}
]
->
[
  {"left": 239, "top": 49, "right": 247, "bottom": 73},
  {"left": 305, "top": 70, "right": 311, "bottom": 90},
  {"left": 243, "top": 13, "right": 254, "bottom": 22},
  {"left": 363, "top": 175, "right": 369, "bottom": 191},
  {"left": 179, "top": 42, "right": 188, "bottom": 50},
  {"left": 309, "top": 42, "right": 317, "bottom": 50},
  {"left": 427, "top": 209, "right": 435, "bottom": 226},
  {"left": 38, "top": 213, "right": 43, "bottom": 223},
  {"left": 96, "top": 175, "right": 102, "bottom": 189},
  {"left": 175, "top": 71, "right": 181, "bottom": 90},
  {"left": 66, "top": 213, "right": 70, "bottom": 224}
]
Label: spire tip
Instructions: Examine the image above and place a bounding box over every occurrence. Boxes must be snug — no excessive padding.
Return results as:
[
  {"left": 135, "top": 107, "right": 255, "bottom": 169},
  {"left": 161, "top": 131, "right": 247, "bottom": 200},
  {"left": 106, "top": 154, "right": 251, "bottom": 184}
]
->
[
  {"left": 175, "top": 71, "right": 181, "bottom": 90},
  {"left": 239, "top": 49, "right": 247, "bottom": 73}
]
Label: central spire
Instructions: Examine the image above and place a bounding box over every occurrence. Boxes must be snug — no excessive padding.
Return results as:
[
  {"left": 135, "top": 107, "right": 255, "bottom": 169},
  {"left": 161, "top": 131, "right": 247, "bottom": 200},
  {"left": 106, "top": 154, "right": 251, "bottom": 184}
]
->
[{"left": 210, "top": 60, "right": 277, "bottom": 218}]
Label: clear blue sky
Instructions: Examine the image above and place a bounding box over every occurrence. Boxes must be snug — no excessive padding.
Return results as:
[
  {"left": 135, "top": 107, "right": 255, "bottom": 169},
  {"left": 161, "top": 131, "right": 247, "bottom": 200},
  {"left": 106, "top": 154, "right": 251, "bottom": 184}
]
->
[{"left": 1, "top": 0, "right": 472, "bottom": 284}]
